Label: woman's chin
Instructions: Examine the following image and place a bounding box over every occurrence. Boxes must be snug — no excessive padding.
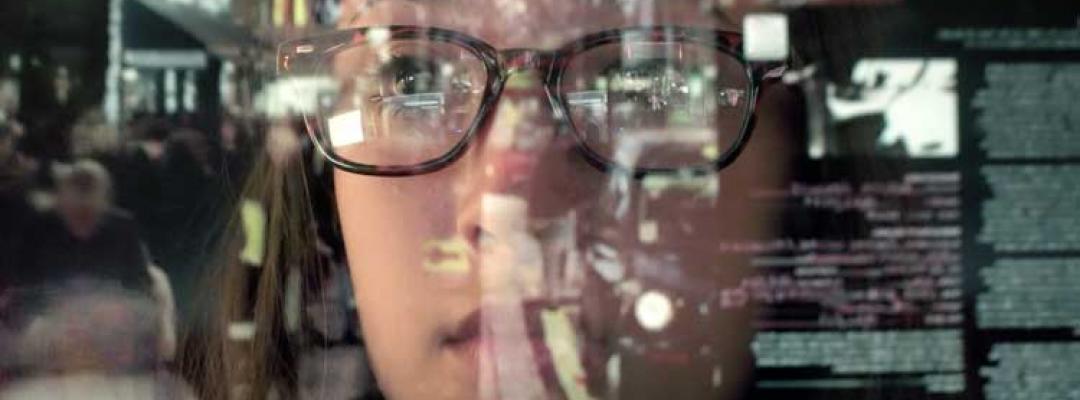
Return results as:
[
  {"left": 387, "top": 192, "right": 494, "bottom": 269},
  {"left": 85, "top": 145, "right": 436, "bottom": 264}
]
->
[
  {"left": 382, "top": 360, "right": 480, "bottom": 400},
  {"left": 444, "top": 334, "right": 484, "bottom": 382}
]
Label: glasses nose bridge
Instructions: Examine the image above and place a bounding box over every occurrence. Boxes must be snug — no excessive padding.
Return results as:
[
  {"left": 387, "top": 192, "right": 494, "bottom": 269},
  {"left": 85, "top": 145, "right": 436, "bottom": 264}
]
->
[
  {"left": 497, "top": 48, "right": 556, "bottom": 78},
  {"left": 491, "top": 48, "right": 567, "bottom": 123}
]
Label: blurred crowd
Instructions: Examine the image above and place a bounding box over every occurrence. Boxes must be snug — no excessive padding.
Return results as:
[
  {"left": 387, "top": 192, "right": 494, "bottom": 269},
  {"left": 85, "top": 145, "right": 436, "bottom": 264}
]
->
[
  {"left": 0, "top": 70, "right": 374, "bottom": 398},
  {"left": 0, "top": 80, "right": 259, "bottom": 396}
]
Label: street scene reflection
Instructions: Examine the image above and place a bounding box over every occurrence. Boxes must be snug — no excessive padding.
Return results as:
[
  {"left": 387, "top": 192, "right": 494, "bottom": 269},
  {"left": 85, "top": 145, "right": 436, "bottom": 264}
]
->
[{"left": 3, "top": 1, "right": 1080, "bottom": 400}]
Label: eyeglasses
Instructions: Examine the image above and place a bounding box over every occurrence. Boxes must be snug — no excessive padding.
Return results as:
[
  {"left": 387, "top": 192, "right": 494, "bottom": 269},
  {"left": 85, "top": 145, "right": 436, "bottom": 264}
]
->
[{"left": 278, "top": 26, "right": 786, "bottom": 176}]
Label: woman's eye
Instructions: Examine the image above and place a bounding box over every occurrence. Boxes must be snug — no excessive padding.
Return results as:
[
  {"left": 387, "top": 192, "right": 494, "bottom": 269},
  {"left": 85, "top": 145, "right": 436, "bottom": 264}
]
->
[{"left": 381, "top": 56, "right": 441, "bottom": 95}]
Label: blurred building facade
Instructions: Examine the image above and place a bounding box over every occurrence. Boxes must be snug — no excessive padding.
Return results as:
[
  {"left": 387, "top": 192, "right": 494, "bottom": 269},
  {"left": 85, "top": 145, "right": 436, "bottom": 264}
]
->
[
  {"left": 0, "top": 0, "right": 341, "bottom": 133},
  {"left": 0, "top": 0, "right": 110, "bottom": 123}
]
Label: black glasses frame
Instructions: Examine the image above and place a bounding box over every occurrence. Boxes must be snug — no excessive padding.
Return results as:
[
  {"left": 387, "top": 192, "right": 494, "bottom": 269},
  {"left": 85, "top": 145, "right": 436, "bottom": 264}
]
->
[{"left": 279, "top": 25, "right": 786, "bottom": 177}]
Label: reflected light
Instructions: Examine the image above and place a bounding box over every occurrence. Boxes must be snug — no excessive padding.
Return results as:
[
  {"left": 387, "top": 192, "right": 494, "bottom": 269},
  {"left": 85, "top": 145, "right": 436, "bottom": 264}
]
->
[
  {"left": 635, "top": 290, "right": 674, "bottom": 332},
  {"left": 328, "top": 109, "right": 366, "bottom": 147},
  {"left": 743, "top": 13, "right": 790, "bottom": 62}
]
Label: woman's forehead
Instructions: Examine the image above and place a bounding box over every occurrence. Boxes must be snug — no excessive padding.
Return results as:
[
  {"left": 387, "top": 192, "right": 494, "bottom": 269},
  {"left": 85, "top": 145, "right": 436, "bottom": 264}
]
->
[{"left": 339, "top": 0, "right": 741, "bottom": 48}]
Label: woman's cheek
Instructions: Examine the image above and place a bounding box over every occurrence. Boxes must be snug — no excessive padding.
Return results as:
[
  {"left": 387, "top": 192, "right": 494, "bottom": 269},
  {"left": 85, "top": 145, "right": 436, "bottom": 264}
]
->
[{"left": 336, "top": 170, "right": 478, "bottom": 398}]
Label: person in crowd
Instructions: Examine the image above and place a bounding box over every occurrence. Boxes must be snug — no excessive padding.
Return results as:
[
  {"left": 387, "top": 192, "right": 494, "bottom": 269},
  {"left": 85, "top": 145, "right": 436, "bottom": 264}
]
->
[
  {"left": 0, "top": 124, "right": 36, "bottom": 369},
  {"left": 184, "top": 0, "right": 799, "bottom": 399},
  {"left": 69, "top": 109, "right": 121, "bottom": 161},
  {"left": 157, "top": 127, "right": 227, "bottom": 329},
  {"left": 0, "top": 122, "right": 34, "bottom": 283},
  {"left": 129, "top": 115, "right": 171, "bottom": 165},
  {"left": 0, "top": 77, "right": 25, "bottom": 141},
  {"left": 0, "top": 123, "right": 39, "bottom": 378},
  {"left": 17, "top": 64, "right": 78, "bottom": 171},
  {"left": 219, "top": 114, "right": 258, "bottom": 193},
  {"left": 112, "top": 116, "right": 171, "bottom": 254},
  {"left": 16, "top": 159, "right": 152, "bottom": 293}
]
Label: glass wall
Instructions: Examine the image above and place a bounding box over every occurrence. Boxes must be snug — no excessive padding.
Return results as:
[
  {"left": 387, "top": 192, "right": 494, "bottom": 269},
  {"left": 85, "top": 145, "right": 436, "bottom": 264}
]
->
[{"left": 2, "top": 1, "right": 1079, "bottom": 399}]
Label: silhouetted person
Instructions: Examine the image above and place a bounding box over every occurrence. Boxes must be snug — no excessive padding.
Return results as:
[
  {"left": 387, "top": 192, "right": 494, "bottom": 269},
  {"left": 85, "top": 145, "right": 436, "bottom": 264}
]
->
[
  {"left": 17, "top": 160, "right": 151, "bottom": 293},
  {"left": 158, "top": 129, "right": 221, "bottom": 326},
  {"left": 112, "top": 117, "right": 170, "bottom": 257},
  {"left": 0, "top": 122, "right": 35, "bottom": 293}
]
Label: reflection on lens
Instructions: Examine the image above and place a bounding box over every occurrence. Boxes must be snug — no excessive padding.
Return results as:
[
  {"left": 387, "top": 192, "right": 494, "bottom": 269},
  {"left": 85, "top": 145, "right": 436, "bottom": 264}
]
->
[
  {"left": 312, "top": 38, "right": 488, "bottom": 167},
  {"left": 563, "top": 39, "right": 750, "bottom": 170},
  {"left": 636, "top": 290, "right": 675, "bottom": 332}
]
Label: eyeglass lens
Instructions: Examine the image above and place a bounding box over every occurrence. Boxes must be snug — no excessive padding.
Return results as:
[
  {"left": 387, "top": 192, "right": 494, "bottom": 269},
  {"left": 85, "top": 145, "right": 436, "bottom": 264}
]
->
[{"left": 297, "top": 29, "right": 751, "bottom": 172}]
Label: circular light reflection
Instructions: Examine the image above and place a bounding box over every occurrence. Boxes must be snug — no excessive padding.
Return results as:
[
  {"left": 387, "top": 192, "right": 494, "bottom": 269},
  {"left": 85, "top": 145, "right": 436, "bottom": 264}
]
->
[{"left": 635, "top": 290, "right": 674, "bottom": 332}]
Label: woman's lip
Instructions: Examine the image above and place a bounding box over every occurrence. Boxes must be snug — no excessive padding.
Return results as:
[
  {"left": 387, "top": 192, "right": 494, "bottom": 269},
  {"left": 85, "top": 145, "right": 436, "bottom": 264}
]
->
[
  {"left": 442, "top": 303, "right": 566, "bottom": 389},
  {"left": 443, "top": 308, "right": 486, "bottom": 376},
  {"left": 445, "top": 308, "right": 483, "bottom": 345},
  {"left": 444, "top": 300, "right": 555, "bottom": 346}
]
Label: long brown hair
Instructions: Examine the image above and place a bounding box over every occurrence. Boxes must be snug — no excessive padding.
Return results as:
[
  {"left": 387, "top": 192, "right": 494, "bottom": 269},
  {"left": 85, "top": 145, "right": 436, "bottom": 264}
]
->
[{"left": 180, "top": 138, "right": 324, "bottom": 399}]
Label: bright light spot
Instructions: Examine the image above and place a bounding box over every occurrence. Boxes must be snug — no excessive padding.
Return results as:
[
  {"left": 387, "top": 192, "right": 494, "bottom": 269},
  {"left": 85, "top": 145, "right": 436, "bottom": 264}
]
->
[
  {"left": 480, "top": 193, "right": 528, "bottom": 235},
  {"left": 595, "top": 77, "right": 608, "bottom": 92},
  {"left": 164, "top": 69, "right": 178, "bottom": 114},
  {"left": 328, "top": 110, "right": 366, "bottom": 147},
  {"left": 688, "top": 76, "right": 704, "bottom": 98},
  {"left": 712, "top": 366, "right": 724, "bottom": 388},
  {"left": 635, "top": 290, "right": 674, "bottom": 332},
  {"left": 367, "top": 28, "right": 391, "bottom": 45},
  {"left": 744, "top": 13, "right": 789, "bottom": 61},
  {"left": 638, "top": 220, "right": 658, "bottom": 244},
  {"left": 606, "top": 355, "right": 621, "bottom": 391},
  {"left": 702, "top": 144, "right": 720, "bottom": 160},
  {"left": 228, "top": 321, "right": 256, "bottom": 341},
  {"left": 121, "top": 68, "right": 138, "bottom": 82},
  {"left": 9, "top": 55, "right": 21, "bottom": 72},
  {"left": 703, "top": 65, "right": 718, "bottom": 80},
  {"left": 183, "top": 70, "right": 197, "bottom": 112}
]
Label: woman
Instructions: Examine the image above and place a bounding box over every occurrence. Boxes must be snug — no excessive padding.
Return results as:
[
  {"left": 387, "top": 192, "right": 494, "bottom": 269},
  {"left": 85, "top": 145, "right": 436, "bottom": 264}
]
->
[{"left": 188, "top": 0, "right": 800, "bottom": 399}]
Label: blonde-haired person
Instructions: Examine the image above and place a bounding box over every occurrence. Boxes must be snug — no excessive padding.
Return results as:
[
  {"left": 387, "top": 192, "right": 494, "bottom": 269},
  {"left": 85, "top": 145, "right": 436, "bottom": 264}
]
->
[{"left": 14, "top": 159, "right": 151, "bottom": 290}]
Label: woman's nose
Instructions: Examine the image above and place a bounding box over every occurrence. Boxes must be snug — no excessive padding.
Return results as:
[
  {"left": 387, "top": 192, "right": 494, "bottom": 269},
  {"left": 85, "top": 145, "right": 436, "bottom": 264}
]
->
[
  {"left": 471, "top": 72, "right": 562, "bottom": 195},
  {"left": 459, "top": 69, "right": 606, "bottom": 224}
]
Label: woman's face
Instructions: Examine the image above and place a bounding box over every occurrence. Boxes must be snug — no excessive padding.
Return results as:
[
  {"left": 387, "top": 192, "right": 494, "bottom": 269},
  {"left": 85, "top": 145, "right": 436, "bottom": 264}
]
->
[{"left": 332, "top": 0, "right": 794, "bottom": 398}]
